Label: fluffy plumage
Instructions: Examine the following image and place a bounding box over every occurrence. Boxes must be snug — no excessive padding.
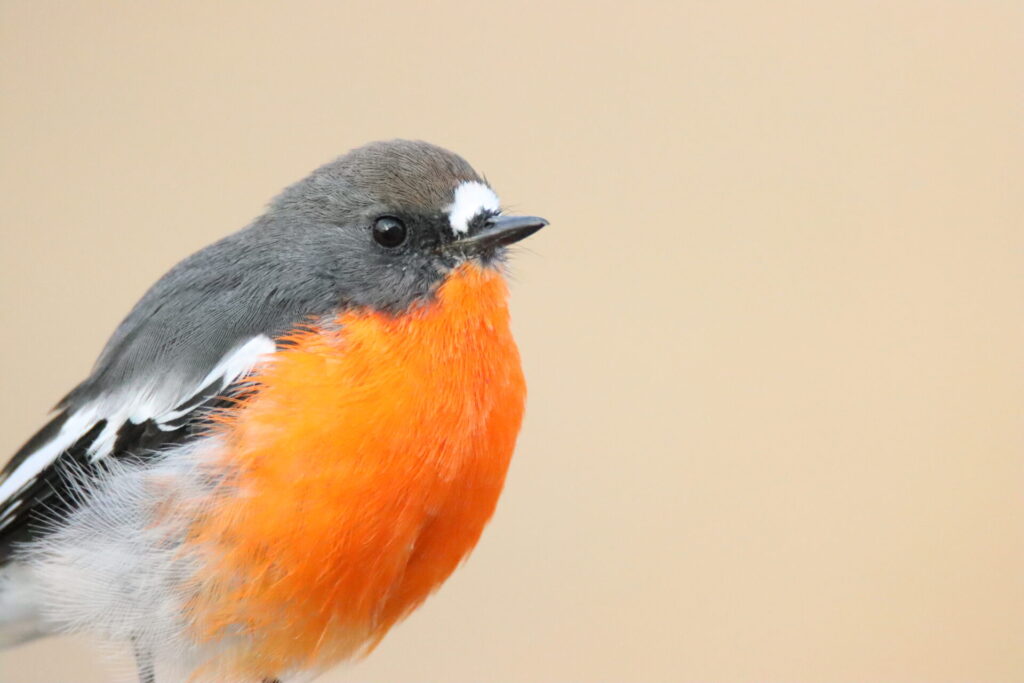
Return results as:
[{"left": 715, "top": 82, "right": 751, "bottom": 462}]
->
[{"left": 0, "top": 140, "right": 544, "bottom": 682}]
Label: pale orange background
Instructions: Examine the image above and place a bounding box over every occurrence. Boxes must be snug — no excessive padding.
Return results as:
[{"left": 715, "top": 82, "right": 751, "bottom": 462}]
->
[{"left": 1, "top": 2, "right": 1021, "bottom": 682}]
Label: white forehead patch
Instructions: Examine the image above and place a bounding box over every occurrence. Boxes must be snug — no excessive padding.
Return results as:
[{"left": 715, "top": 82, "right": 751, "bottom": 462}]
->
[{"left": 446, "top": 181, "right": 500, "bottom": 235}]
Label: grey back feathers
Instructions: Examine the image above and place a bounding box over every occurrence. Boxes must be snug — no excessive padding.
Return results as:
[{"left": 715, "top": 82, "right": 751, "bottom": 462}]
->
[{"left": 67, "top": 139, "right": 484, "bottom": 408}]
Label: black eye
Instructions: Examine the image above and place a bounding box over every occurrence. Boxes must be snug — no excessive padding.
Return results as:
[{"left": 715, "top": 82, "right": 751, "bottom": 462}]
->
[{"left": 372, "top": 216, "right": 408, "bottom": 248}]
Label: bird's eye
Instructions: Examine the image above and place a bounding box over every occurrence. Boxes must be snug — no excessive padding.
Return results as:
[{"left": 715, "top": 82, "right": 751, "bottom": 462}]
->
[{"left": 372, "top": 216, "right": 408, "bottom": 248}]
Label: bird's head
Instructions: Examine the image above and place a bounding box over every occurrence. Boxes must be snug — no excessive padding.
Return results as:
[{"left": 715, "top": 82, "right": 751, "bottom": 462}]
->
[{"left": 264, "top": 139, "right": 547, "bottom": 314}]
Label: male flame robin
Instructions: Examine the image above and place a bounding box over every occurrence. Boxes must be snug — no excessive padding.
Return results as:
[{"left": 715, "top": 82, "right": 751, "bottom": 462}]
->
[{"left": 0, "top": 140, "right": 546, "bottom": 682}]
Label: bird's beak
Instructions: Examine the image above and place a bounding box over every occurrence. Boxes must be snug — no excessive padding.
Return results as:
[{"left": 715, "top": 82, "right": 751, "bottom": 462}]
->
[{"left": 445, "top": 215, "right": 548, "bottom": 256}]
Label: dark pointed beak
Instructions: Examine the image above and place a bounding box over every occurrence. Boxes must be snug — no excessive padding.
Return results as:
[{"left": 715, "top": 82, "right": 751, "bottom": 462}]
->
[{"left": 445, "top": 215, "right": 548, "bottom": 256}]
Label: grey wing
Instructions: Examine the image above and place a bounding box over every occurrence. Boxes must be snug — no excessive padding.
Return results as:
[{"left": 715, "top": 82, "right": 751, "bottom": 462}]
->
[
  {"left": 0, "top": 333, "right": 276, "bottom": 559},
  {"left": 0, "top": 224, "right": 342, "bottom": 560}
]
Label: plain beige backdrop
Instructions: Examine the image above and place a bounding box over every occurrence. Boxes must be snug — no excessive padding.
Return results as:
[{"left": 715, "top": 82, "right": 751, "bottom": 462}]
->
[{"left": 1, "top": 2, "right": 1021, "bottom": 682}]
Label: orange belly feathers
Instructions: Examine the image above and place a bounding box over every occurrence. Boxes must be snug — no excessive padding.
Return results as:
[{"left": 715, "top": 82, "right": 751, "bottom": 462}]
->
[{"left": 188, "top": 264, "right": 526, "bottom": 678}]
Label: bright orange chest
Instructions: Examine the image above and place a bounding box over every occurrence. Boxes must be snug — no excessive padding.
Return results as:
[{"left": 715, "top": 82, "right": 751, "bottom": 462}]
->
[{"left": 191, "top": 265, "right": 526, "bottom": 676}]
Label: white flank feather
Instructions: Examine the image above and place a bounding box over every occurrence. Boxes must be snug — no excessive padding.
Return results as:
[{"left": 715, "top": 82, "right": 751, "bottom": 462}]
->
[{"left": 0, "top": 335, "right": 276, "bottom": 526}]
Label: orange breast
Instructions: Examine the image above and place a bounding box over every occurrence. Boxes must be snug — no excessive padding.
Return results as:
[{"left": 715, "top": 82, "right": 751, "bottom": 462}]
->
[{"left": 187, "top": 264, "right": 526, "bottom": 679}]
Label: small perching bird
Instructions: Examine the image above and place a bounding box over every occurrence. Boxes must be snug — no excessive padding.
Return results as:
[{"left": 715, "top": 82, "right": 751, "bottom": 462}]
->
[{"left": 0, "top": 140, "right": 547, "bottom": 682}]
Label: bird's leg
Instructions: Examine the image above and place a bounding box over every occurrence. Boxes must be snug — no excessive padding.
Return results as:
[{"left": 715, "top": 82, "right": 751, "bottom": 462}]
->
[{"left": 133, "top": 640, "right": 155, "bottom": 683}]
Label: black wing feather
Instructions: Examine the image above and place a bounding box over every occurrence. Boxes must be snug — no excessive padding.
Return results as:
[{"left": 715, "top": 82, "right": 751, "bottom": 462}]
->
[{"left": 0, "top": 388, "right": 242, "bottom": 564}]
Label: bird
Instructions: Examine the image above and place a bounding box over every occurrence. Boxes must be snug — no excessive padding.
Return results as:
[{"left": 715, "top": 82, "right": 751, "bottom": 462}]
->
[{"left": 0, "top": 140, "right": 547, "bottom": 682}]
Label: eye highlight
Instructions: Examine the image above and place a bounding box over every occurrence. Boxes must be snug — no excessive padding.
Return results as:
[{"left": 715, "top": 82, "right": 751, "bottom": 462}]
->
[{"left": 372, "top": 216, "right": 408, "bottom": 248}]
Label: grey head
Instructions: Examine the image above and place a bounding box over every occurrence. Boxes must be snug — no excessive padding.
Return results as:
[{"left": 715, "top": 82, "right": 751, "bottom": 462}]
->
[
  {"left": 263, "top": 139, "right": 547, "bottom": 313},
  {"left": 62, "top": 139, "right": 547, "bottom": 406}
]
